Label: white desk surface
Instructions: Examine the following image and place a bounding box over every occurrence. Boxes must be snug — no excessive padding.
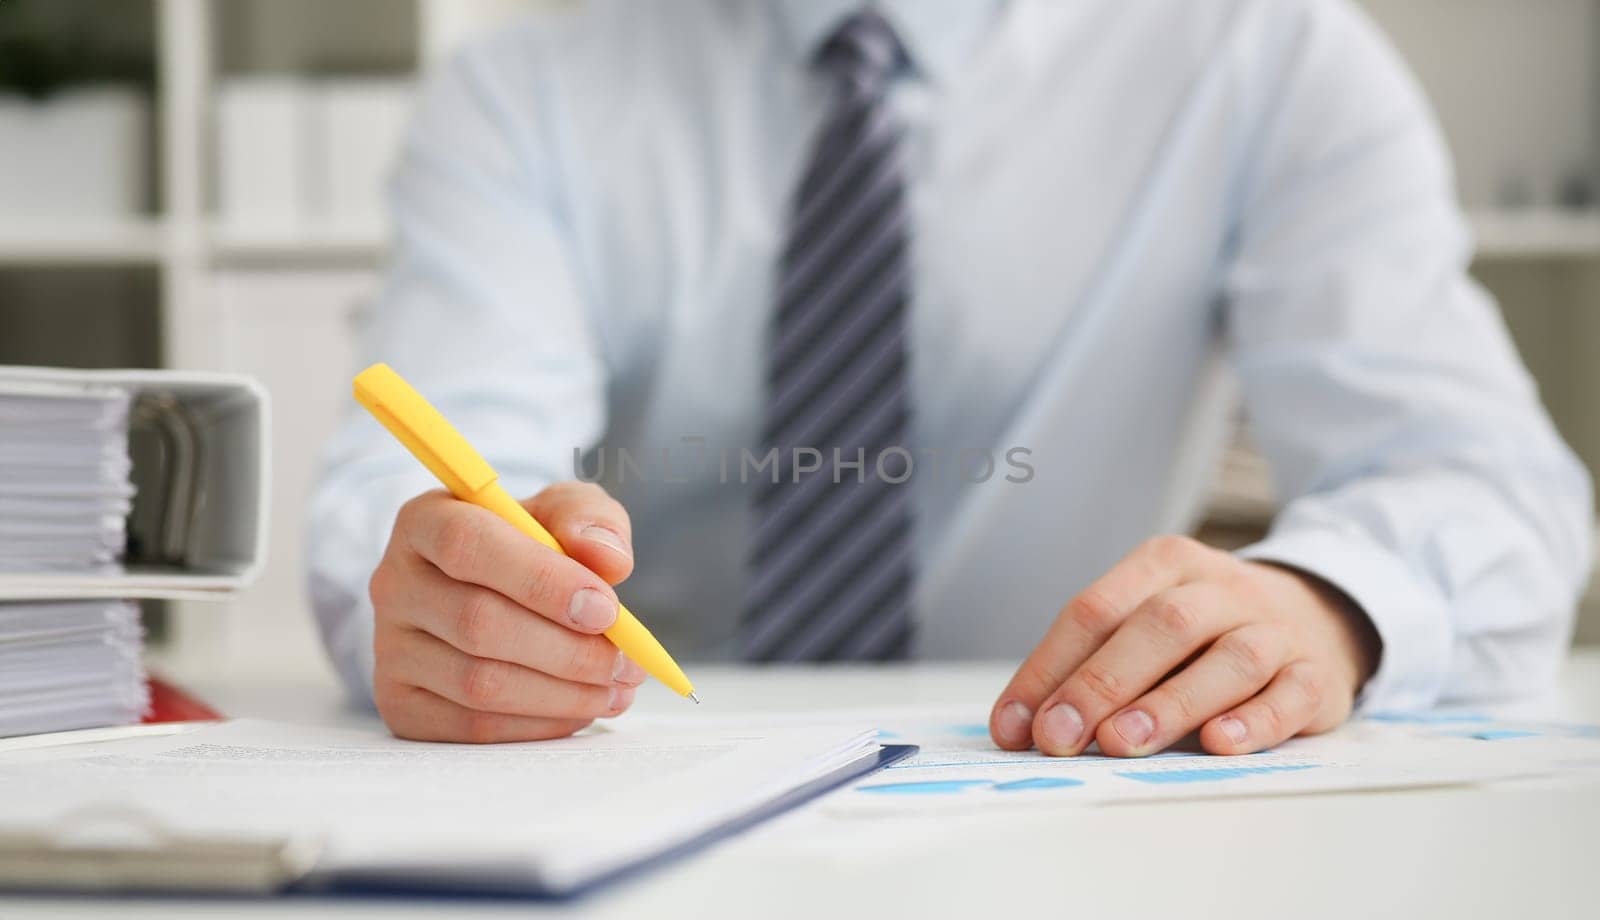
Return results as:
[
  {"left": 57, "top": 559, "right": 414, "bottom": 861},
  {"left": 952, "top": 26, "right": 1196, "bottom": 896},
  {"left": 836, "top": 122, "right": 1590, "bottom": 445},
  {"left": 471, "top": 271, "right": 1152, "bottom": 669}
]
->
[{"left": 6, "top": 651, "right": 1600, "bottom": 920}]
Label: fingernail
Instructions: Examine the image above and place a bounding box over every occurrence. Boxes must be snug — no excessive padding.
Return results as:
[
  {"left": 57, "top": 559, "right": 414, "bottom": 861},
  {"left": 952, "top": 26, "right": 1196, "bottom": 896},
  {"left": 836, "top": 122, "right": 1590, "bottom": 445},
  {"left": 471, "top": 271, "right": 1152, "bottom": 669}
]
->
[
  {"left": 1113, "top": 709, "right": 1155, "bottom": 747},
  {"left": 582, "top": 525, "right": 631, "bottom": 559},
  {"left": 994, "top": 700, "right": 1034, "bottom": 746},
  {"left": 1038, "top": 703, "right": 1084, "bottom": 752},
  {"left": 608, "top": 685, "right": 635, "bottom": 713},
  {"left": 1218, "top": 716, "right": 1248, "bottom": 745},
  {"left": 612, "top": 651, "right": 647, "bottom": 685},
  {"left": 569, "top": 588, "right": 618, "bottom": 631}
]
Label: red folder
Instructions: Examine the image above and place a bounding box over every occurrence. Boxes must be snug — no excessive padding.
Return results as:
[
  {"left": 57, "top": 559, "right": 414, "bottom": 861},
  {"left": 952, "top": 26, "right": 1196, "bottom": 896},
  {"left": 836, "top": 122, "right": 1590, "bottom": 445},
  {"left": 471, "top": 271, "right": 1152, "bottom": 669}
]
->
[{"left": 142, "top": 675, "right": 224, "bottom": 723}]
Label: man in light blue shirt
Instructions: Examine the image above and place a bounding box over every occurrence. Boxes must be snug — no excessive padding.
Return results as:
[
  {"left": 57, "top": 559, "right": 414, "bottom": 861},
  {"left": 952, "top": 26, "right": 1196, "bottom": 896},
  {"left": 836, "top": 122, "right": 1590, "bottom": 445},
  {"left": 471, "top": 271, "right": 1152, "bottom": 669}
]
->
[{"left": 308, "top": 0, "right": 1592, "bottom": 755}]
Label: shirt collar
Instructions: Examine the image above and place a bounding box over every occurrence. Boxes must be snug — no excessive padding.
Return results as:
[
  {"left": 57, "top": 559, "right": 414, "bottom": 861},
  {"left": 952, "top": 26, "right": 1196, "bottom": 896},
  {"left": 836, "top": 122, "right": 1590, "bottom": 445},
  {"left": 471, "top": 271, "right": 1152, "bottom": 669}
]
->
[{"left": 773, "top": 0, "right": 1000, "bottom": 84}]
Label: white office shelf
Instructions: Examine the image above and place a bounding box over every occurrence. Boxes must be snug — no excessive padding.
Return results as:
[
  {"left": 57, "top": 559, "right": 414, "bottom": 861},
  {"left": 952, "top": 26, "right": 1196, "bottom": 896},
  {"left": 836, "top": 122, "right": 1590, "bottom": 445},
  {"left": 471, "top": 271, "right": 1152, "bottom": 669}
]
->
[
  {"left": 208, "top": 221, "right": 388, "bottom": 266},
  {"left": 1471, "top": 210, "right": 1600, "bottom": 261},
  {"left": 0, "top": 219, "right": 166, "bottom": 267}
]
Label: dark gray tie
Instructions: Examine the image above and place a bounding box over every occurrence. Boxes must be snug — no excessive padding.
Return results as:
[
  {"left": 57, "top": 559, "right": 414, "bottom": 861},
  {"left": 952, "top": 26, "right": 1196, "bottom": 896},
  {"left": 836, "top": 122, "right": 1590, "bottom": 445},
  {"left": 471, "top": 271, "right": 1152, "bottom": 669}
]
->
[{"left": 740, "top": 11, "right": 915, "bottom": 662}]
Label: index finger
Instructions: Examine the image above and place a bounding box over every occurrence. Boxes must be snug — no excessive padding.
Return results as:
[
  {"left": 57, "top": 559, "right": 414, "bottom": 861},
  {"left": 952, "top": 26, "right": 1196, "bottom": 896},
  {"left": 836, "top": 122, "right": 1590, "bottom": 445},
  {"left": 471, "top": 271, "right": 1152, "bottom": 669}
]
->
[
  {"left": 988, "top": 536, "right": 1223, "bottom": 750},
  {"left": 525, "top": 482, "right": 635, "bottom": 585},
  {"left": 399, "top": 491, "right": 620, "bottom": 634}
]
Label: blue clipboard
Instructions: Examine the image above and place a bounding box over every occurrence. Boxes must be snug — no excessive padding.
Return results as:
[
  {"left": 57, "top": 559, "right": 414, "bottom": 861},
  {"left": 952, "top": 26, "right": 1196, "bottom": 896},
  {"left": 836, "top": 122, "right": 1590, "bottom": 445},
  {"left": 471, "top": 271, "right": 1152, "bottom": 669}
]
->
[{"left": 297, "top": 743, "right": 920, "bottom": 902}]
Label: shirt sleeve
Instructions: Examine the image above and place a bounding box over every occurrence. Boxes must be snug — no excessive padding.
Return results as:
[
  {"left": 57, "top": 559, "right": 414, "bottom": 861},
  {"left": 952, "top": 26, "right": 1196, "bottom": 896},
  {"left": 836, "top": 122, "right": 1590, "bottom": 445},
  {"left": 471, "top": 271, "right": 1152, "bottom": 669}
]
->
[
  {"left": 1222, "top": 0, "right": 1593, "bottom": 710},
  {"left": 305, "top": 35, "right": 607, "bottom": 704}
]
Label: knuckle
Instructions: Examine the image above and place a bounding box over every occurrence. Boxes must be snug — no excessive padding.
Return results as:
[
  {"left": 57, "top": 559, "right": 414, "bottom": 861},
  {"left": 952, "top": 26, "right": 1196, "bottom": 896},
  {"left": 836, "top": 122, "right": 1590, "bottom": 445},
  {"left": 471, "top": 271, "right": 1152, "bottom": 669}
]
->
[
  {"left": 1163, "top": 681, "right": 1202, "bottom": 723},
  {"left": 595, "top": 491, "right": 631, "bottom": 525},
  {"left": 1219, "top": 631, "right": 1274, "bottom": 684},
  {"left": 547, "top": 481, "right": 612, "bottom": 516},
  {"left": 517, "top": 561, "right": 563, "bottom": 611},
  {"left": 1011, "top": 661, "right": 1055, "bottom": 701},
  {"left": 1256, "top": 696, "right": 1288, "bottom": 737},
  {"left": 573, "top": 485, "right": 631, "bottom": 532},
  {"left": 1149, "top": 597, "right": 1199, "bottom": 643},
  {"left": 585, "top": 640, "right": 619, "bottom": 682},
  {"left": 1073, "top": 664, "right": 1123, "bottom": 708},
  {"left": 1067, "top": 588, "right": 1122, "bottom": 637},
  {"left": 460, "top": 658, "right": 506, "bottom": 708},
  {"left": 394, "top": 493, "right": 426, "bottom": 528},
  {"left": 432, "top": 512, "right": 484, "bottom": 576},
  {"left": 562, "top": 636, "right": 611, "bottom": 683},
  {"left": 454, "top": 591, "right": 497, "bottom": 655},
  {"left": 367, "top": 564, "right": 396, "bottom": 612},
  {"left": 559, "top": 639, "right": 588, "bottom": 681},
  {"left": 1289, "top": 664, "right": 1325, "bottom": 711},
  {"left": 1216, "top": 569, "right": 1256, "bottom": 605},
  {"left": 574, "top": 480, "right": 611, "bottom": 502},
  {"left": 396, "top": 491, "right": 444, "bottom": 536},
  {"left": 1144, "top": 534, "right": 1197, "bottom": 565},
  {"left": 550, "top": 480, "right": 596, "bottom": 500}
]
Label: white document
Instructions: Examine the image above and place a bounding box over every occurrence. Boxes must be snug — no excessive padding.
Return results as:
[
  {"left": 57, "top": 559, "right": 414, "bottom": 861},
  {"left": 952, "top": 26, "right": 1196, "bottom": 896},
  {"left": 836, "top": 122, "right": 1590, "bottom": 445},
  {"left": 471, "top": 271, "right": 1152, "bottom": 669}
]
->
[
  {"left": 0, "top": 378, "right": 149, "bottom": 739},
  {"left": 0, "top": 380, "right": 131, "bottom": 574},
  {"left": 635, "top": 706, "right": 1582, "bottom": 818},
  {"left": 0, "top": 718, "right": 880, "bottom": 893}
]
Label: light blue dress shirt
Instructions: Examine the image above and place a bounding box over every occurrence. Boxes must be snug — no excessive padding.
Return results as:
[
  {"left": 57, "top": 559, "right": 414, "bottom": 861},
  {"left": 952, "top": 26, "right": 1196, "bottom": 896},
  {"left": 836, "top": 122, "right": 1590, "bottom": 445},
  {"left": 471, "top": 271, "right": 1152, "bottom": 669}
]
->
[{"left": 307, "top": 0, "right": 1593, "bottom": 712}]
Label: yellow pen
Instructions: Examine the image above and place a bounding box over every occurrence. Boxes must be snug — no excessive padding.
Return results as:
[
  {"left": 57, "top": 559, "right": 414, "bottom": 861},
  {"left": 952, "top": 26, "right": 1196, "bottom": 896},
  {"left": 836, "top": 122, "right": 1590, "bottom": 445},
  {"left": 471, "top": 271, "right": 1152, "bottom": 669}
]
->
[{"left": 353, "top": 362, "right": 699, "bottom": 703}]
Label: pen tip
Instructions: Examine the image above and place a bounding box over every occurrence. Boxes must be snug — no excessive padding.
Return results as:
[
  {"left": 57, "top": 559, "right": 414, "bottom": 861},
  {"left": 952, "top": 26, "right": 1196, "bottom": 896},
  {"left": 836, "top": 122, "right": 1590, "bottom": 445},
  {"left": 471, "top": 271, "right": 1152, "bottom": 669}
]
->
[{"left": 688, "top": 692, "right": 701, "bottom": 705}]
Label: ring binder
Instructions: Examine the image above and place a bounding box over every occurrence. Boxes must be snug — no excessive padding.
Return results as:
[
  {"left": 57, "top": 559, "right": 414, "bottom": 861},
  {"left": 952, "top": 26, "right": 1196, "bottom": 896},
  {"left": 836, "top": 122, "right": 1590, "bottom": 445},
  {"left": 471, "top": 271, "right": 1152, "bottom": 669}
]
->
[
  {"left": 130, "top": 393, "right": 205, "bottom": 568},
  {"left": 0, "top": 366, "right": 268, "bottom": 601},
  {"left": 0, "top": 805, "right": 321, "bottom": 894},
  {"left": 0, "top": 365, "right": 268, "bottom": 739}
]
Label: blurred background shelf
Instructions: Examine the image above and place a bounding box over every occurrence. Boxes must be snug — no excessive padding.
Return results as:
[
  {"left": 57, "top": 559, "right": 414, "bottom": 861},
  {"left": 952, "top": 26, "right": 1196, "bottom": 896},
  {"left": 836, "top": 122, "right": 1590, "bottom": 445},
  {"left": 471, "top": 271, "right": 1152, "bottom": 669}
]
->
[
  {"left": 8, "top": 211, "right": 1593, "bottom": 270},
  {"left": 208, "top": 221, "right": 387, "bottom": 266},
  {"left": 0, "top": 219, "right": 167, "bottom": 266},
  {"left": 1472, "top": 210, "right": 1600, "bottom": 261}
]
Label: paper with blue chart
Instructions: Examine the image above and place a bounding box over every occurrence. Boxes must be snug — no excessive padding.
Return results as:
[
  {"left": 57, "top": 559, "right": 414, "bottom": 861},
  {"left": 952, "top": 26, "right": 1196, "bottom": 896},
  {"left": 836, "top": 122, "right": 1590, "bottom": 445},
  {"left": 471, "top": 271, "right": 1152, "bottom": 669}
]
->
[
  {"left": 660, "top": 706, "right": 1600, "bottom": 816},
  {"left": 832, "top": 708, "right": 1600, "bottom": 813}
]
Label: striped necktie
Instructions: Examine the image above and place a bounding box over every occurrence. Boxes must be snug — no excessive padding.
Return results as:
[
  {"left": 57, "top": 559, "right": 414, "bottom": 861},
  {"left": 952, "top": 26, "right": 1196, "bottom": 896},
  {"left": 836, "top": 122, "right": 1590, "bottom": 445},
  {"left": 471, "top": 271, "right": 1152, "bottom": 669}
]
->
[{"left": 740, "top": 11, "right": 916, "bottom": 662}]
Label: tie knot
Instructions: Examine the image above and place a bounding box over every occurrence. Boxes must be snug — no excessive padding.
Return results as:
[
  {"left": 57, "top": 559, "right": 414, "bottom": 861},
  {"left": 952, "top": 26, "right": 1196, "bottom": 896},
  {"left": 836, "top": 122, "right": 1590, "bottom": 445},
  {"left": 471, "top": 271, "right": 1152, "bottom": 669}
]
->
[{"left": 817, "top": 11, "right": 903, "bottom": 92}]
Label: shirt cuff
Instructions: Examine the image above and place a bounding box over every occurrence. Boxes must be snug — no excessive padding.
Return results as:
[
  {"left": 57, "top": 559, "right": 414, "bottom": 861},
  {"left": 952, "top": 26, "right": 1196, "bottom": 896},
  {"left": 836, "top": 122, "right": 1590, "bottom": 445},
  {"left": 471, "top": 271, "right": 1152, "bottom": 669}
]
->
[{"left": 1236, "top": 527, "right": 1453, "bottom": 712}]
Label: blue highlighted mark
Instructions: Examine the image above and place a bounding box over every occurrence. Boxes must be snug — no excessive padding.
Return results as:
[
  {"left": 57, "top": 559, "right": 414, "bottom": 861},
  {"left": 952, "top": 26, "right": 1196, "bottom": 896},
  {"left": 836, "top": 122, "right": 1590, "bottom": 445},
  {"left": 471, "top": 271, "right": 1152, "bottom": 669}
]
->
[
  {"left": 857, "top": 780, "right": 992, "bottom": 795},
  {"left": 1452, "top": 729, "right": 1540, "bottom": 741},
  {"left": 992, "top": 777, "right": 1084, "bottom": 792},
  {"left": 943, "top": 724, "right": 992, "bottom": 738},
  {"left": 1117, "top": 764, "right": 1318, "bottom": 785},
  {"left": 857, "top": 776, "right": 1087, "bottom": 795},
  {"left": 1366, "top": 711, "right": 1489, "bottom": 725}
]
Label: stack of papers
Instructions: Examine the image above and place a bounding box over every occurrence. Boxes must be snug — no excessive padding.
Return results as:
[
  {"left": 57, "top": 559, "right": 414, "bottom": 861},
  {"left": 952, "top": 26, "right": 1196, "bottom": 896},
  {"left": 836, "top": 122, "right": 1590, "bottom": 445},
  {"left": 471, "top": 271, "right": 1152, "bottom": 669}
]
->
[
  {"left": 0, "top": 600, "right": 147, "bottom": 738},
  {"left": 1, "top": 380, "right": 146, "bottom": 738},
  {"left": 0, "top": 383, "right": 134, "bottom": 573}
]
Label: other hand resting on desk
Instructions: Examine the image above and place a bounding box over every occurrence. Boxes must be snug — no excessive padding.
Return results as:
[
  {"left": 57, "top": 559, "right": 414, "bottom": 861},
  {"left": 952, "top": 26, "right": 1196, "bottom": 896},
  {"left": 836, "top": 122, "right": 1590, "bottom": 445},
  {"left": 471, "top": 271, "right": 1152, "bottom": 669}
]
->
[{"left": 990, "top": 536, "right": 1381, "bottom": 757}]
